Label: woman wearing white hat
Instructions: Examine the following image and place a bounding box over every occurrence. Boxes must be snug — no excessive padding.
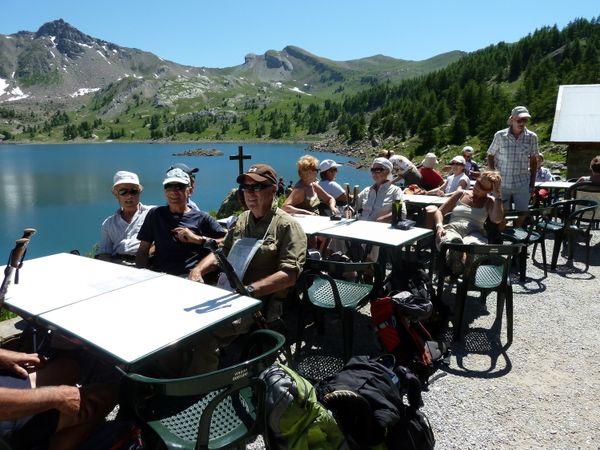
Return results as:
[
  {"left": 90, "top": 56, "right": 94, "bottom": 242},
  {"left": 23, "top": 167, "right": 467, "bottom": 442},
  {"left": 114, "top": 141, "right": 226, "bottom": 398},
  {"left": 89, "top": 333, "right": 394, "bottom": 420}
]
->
[
  {"left": 419, "top": 153, "right": 444, "bottom": 191},
  {"left": 427, "top": 156, "right": 470, "bottom": 196}
]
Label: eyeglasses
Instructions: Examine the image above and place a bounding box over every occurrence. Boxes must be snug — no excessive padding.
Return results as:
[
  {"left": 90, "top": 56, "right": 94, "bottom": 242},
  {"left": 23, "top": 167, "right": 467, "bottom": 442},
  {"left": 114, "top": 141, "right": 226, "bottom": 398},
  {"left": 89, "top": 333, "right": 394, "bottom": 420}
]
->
[
  {"left": 515, "top": 118, "right": 528, "bottom": 124},
  {"left": 164, "top": 183, "right": 187, "bottom": 191},
  {"left": 117, "top": 188, "right": 140, "bottom": 196},
  {"left": 370, "top": 167, "right": 385, "bottom": 173},
  {"left": 239, "top": 184, "right": 272, "bottom": 193}
]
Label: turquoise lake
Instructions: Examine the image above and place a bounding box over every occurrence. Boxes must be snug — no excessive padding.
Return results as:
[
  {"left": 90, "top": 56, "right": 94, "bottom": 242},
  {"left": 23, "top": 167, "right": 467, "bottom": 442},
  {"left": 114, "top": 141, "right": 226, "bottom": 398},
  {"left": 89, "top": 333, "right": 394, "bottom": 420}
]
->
[{"left": 0, "top": 142, "right": 373, "bottom": 259}]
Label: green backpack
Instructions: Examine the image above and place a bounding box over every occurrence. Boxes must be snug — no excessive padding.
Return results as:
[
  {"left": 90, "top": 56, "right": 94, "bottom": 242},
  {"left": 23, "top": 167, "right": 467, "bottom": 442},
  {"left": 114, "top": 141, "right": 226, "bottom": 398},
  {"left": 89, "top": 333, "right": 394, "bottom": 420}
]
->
[{"left": 260, "top": 363, "right": 347, "bottom": 450}]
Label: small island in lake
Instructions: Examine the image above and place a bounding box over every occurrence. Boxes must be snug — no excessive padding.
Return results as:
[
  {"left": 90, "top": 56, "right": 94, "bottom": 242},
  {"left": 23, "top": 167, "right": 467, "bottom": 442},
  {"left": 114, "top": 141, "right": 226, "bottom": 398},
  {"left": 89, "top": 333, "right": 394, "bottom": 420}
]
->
[{"left": 172, "top": 148, "right": 224, "bottom": 157}]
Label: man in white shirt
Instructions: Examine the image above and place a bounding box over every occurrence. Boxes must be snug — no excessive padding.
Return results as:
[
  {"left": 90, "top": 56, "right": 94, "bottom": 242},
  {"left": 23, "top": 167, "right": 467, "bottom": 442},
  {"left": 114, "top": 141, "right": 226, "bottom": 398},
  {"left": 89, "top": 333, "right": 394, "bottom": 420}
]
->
[{"left": 96, "top": 171, "right": 153, "bottom": 265}]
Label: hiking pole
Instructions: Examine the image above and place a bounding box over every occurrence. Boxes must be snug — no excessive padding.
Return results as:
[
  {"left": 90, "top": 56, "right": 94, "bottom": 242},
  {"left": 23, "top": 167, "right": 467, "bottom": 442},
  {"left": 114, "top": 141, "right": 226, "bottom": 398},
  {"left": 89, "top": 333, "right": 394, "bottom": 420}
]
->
[
  {"left": 0, "top": 238, "right": 30, "bottom": 310},
  {"left": 203, "top": 239, "right": 267, "bottom": 329},
  {"left": 21, "top": 228, "right": 37, "bottom": 239},
  {"left": 14, "top": 228, "right": 36, "bottom": 284}
]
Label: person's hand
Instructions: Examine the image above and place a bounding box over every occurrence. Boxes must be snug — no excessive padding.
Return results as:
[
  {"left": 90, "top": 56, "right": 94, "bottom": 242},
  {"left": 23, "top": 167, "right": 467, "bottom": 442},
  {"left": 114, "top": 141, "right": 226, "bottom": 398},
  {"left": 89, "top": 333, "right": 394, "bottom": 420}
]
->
[
  {"left": 435, "top": 189, "right": 444, "bottom": 197},
  {"left": 0, "top": 349, "right": 42, "bottom": 378},
  {"left": 173, "top": 227, "right": 198, "bottom": 243},
  {"left": 49, "top": 385, "right": 81, "bottom": 417},
  {"left": 331, "top": 206, "right": 339, "bottom": 215},
  {"left": 188, "top": 266, "right": 204, "bottom": 283}
]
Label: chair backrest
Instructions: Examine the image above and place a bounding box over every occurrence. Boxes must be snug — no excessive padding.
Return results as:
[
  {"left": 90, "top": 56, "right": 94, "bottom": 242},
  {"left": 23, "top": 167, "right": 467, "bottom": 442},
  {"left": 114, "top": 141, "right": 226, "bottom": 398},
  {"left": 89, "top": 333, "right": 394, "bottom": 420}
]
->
[
  {"left": 120, "top": 330, "right": 285, "bottom": 450},
  {"left": 504, "top": 206, "right": 556, "bottom": 238},
  {"left": 439, "top": 243, "right": 522, "bottom": 290},
  {"left": 568, "top": 182, "right": 600, "bottom": 221}
]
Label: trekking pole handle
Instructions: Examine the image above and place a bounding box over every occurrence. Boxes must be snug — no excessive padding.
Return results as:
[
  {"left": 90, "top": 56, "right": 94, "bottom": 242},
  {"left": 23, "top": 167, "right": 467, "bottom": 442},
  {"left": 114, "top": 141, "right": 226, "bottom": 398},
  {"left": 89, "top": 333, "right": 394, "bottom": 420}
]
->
[
  {"left": 10, "top": 239, "right": 29, "bottom": 269},
  {"left": 21, "top": 228, "right": 37, "bottom": 239}
]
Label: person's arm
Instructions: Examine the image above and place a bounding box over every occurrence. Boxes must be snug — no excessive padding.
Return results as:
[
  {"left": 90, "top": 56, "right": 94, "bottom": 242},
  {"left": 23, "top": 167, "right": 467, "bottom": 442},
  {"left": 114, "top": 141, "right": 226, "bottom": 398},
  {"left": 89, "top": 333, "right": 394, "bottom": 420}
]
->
[
  {"left": 282, "top": 187, "right": 315, "bottom": 215},
  {"left": 188, "top": 252, "right": 219, "bottom": 282},
  {"left": 96, "top": 218, "right": 114, "bottom": 261},
  {"left": 135, "top": 240, "right": 152, "bottom": 269},
  {"left": 0, "top": 385, "right": 81, "bottom": 421},
  {"left": 427, "top": 180, "right": 446, "bottom": 196},
  {"left": 487, "top": 179, "right": 504, "bottom": 223},
  {"left": 314, "top": 183, "right": 337, "bottom": 214},
  {"left": 487, "top": 154, "right": 496, "bottom": 171},
  {"left": 172, "top": 227, "right": 209, "bottom": 245},
  {"left": 246, "top": 269, "right": 298, "bottom": 298},
  {"left": 529, "top": 155, "right": 538, "bottom": 191}
]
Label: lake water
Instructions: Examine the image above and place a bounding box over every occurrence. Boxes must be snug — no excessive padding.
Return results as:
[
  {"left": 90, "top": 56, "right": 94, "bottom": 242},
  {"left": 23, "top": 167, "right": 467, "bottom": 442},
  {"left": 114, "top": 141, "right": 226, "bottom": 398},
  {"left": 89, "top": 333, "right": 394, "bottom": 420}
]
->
[{"left": 0, "top": 142, "right": 373, "bottom": 259}]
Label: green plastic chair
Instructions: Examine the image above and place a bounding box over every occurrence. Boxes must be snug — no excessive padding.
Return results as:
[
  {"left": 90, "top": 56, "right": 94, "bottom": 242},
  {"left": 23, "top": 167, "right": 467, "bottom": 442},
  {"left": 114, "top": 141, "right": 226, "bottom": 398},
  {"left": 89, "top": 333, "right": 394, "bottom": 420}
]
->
[
  {"left": 295, "top": 258, "right": 382, "bottom": 362},
  {"left": 501, "top": 206, "right": 554, "bottom": 281},
  {"left": 438, "top": 243, "right": 522, "bottom": 346},
  {"left": 536, "top": 199, "right": 598, "bottom": 272},
  {"left": 119, "top": 330, "right": 285, "bottom": 450}
]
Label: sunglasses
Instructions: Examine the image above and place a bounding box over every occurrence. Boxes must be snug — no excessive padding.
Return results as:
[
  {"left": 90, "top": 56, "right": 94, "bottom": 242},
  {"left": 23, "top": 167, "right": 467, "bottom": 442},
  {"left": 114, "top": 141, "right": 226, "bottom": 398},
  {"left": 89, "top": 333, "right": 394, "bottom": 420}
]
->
[
  {"left": 239, "top": 184, "right": 272, "bottom": 193},
  {"left": 370, "top": 167, "right": 385, "bottom": 173},
  {"left": 117, "top": 188, "right": 140, "bottom": 196},
  {"left": 515, "top": 118, "right": 528, "bottom": 124},
  {"left": 164, "top": 183, "right": 187, "bottom": 191}
]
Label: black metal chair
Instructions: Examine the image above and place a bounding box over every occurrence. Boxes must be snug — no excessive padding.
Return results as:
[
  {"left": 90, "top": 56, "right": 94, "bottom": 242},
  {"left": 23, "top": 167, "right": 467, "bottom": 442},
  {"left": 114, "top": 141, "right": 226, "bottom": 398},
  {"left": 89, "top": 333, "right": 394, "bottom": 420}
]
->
[
  {"left": 295, "top": 258, "right": 382, "bottom": 362},
  {"left": 437, "top": 243, "right": 522, "bottom": 346},
  {"left": 568, "top": 181, "right": 600, "bottom": 229},
  {"left": 119, "top": 330, "right": 285, "bottom": 450},
  {"left": 535, "top": 199, "right": 598, "bottom": 272},
  {"left": 501, "top": 206, "right": 554, "bottom": 281}
]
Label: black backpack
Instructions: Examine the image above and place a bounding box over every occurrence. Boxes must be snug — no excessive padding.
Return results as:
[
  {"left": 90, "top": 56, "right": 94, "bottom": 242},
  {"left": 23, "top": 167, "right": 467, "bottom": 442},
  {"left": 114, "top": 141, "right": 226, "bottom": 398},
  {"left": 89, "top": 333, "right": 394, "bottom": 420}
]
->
[{"left": 315, "top": 355, "right": 435, "bottom": 450}]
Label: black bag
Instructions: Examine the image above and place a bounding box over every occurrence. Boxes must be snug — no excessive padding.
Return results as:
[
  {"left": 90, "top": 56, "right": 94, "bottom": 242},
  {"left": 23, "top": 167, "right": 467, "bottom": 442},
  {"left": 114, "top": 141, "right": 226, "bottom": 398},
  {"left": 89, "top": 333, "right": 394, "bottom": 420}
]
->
[{"left": 315, "top": 355, "right": 435, "bottom": 450}]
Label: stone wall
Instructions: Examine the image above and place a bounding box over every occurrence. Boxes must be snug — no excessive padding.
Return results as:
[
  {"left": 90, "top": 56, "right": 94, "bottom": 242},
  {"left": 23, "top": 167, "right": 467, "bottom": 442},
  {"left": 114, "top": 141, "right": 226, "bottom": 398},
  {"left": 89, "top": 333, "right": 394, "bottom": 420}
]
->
[{"left": 566, "top": 143, "right": 600, "bottom": 179}]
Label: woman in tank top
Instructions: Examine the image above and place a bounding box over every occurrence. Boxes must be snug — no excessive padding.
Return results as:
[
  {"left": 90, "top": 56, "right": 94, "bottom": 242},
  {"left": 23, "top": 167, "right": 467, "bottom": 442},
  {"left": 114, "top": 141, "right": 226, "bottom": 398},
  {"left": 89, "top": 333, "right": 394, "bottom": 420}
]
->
[
  {"left": 283, "top": 155, "right": 338, "bottom": 216},
  {"left": 432, "top": 171, "right": 504, "bottom": 273}
]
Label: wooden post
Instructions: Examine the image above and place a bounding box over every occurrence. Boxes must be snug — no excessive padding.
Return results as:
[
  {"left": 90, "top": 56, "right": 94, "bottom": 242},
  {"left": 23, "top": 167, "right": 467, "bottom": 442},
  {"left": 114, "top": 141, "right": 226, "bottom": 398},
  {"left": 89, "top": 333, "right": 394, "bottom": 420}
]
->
[{"left": 229, "top": 145, "right": 252, "bottom": 176}]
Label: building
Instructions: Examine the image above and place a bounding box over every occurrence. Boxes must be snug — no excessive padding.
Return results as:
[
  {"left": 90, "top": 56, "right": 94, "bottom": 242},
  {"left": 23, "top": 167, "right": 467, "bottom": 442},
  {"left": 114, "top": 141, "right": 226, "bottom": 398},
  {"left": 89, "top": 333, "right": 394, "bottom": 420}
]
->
[{"left": 551, "top": 84, "right": 600, "bottom": 179}]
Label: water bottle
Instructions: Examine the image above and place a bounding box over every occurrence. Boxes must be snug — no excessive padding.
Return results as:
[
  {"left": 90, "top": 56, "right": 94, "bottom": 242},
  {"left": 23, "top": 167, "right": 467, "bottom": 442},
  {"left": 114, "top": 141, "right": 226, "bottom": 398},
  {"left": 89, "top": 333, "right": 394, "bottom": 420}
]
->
[{"left": 392, "top": 198, "right": 403, "bottom": 226}]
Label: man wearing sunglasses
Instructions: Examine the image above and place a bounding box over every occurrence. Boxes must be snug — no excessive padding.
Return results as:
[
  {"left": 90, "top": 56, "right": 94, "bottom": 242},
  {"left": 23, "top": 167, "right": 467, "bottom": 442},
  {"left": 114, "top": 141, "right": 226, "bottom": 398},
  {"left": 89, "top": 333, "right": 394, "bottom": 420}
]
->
[
  {"left": 187, "top": 163, "right": 306, "bottom": 374},
  {"left": 487, "top": 105, "right": 539, "bottom": 219},
  {"left": 135, "top": 168, "right": 226, "bottom": 276},
  {"left": 96, "top": 171, "right": 153, "bottom": 265}
]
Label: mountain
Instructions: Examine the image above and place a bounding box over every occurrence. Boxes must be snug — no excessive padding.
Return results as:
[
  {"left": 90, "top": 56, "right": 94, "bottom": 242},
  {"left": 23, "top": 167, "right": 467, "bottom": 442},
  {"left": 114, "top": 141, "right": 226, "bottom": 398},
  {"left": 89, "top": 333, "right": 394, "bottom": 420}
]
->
[{"left": 0, "top": 19, "right": 464, "bottom": 141}]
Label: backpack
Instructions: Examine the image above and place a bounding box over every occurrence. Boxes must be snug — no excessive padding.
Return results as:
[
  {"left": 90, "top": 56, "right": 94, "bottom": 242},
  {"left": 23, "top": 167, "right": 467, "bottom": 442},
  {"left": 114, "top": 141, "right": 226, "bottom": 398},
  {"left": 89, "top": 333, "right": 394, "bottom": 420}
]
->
[
  {"left": 371, "top": 289, "right": 450, "bottom": 387},
  {"left": 260, "top": 363, "right": 347, "bottom": 450},
  {"left": 315, "top": 355, "right": 435, "bottom": 450}
]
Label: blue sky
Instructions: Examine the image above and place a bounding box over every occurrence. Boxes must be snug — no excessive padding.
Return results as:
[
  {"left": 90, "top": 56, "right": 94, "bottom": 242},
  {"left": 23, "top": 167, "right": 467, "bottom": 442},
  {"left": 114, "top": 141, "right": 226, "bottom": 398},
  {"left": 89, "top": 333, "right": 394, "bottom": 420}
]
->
[{"left": 1, "top": 1, "right": 598, "bottom": 68}]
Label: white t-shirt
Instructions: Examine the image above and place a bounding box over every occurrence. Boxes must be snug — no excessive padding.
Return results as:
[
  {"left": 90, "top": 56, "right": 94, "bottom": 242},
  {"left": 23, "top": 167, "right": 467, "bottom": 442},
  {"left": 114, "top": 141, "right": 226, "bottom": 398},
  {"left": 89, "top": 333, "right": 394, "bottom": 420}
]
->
[
  {"left": 318, "top": 180, "right": 345, "bottom": 199},
  {"left": 444, "top": 173, "right": 470, "bottom": 194},
  {"left": 97, "top": 203, "right": 154, "bottom": 256}
]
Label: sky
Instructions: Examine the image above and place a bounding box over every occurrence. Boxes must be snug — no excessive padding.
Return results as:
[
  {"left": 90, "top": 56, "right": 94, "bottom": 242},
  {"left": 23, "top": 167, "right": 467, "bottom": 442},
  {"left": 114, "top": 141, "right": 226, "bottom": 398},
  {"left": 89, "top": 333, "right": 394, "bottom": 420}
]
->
[{"left": 1, "top": 1, "right": 599, "bottom": 68}]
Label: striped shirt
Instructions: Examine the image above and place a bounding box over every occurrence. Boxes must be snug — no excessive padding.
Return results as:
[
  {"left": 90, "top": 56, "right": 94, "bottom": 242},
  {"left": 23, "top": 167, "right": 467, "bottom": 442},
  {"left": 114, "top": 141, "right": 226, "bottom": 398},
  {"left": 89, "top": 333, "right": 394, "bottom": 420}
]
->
[{"left": 488, "top": 127, "right": 538, "bottom": 189}]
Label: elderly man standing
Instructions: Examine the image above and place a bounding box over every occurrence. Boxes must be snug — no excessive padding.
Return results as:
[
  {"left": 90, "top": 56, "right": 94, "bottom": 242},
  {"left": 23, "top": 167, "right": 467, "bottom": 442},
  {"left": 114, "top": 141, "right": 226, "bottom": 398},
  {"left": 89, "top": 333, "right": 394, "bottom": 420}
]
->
[
  {"left": 188, "top": 163, "right": 307, "bottom": 373},
  {"left": 136, "top": 167, "right": 226, "bottom": 276},
  {"left": 487, "top": 106, "right": 538, "bottom": 215},
  {"left": 96, "top": 171, "right": 153, "bottom": 265}
]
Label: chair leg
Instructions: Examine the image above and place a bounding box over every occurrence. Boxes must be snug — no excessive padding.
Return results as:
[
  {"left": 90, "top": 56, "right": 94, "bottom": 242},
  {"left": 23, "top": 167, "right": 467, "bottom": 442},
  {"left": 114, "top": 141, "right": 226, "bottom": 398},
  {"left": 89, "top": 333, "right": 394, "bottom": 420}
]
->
[
  {"left": 505, "top": 286, "right": 514, "bottom": 347},
  {"left": 540, "top": 238, "right": 547, "bottom": 277},
  {"left": 453, "top": 282, "right": 468, "bottom": 342},
  {"left": 518, "top": 247, "right": 527, "bottom": 282},
  {"left": 550, "top": 232, "right": 563, "bottom": 271},
  {"left": 341, "top": 309, "right": 354, "bottom": 362}
]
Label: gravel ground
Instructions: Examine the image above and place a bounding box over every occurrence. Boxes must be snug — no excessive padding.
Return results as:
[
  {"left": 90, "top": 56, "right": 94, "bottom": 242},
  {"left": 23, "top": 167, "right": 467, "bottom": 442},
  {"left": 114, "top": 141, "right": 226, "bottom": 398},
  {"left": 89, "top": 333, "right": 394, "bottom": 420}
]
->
[{"left": 250, "top": 231, "right": 600, "bottom": 449}]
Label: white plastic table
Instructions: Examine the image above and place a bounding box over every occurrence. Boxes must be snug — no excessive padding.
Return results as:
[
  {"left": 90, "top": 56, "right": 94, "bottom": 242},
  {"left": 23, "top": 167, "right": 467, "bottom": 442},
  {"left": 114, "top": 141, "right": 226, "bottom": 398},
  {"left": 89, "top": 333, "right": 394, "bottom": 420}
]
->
[
  {"left": 315, "top": 220, "right": 433, "bottom": 248},
  {"left": 535, "top": 181, "right": 575, "bottom": 190},
  {"left": 291, "top": 214, "right": 356, "bottom": 235},
  {"left": 2, "top": 253, "right": 261, "bottom": 368},
  {"left": 403, "top": 194, "right": 447, "bottom": 207}
]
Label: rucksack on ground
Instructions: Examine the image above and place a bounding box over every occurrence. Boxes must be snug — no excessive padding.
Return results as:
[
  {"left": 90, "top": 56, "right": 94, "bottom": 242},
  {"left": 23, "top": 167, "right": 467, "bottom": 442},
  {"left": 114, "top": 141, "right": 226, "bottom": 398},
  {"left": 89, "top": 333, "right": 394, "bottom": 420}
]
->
[
  {"left": 315, "top": 355, "right": 435, "bottom": 450},
  {"left": 260, "top": 363, "right": 347, "bottom": 450},
  {"left": 371, "top": 289, "right": 450, "bottom": 387}
]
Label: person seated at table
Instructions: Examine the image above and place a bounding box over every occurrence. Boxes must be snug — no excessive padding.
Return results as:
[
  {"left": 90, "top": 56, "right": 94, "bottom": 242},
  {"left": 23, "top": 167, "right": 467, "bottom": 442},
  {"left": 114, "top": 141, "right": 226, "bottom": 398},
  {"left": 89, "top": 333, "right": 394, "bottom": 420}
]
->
[
  {"left": 427, "top": 156, "right": 470, "bottom": 196},
  {"left": 433, "top": 170, "right": 504, "bottom": 273},
  {"left": 532, "top": 153, "right": 554, "bottom": 205},
  {"left": 389, "top": 154, "right": 423, "bottom": 188},
  {"left": 283, "top": 155, "right": 338, "bottom": 216},
  {"left": 318, "top": 159, "right": 347, "bottom": 214},
  {"left": 135, "top": 168, "right": 226, "bottom": 276},
  {"left": 462, "top": 146, "right": 481, "bottom": 180},
  {"left": 576, "top": 155, "right": 600, "bottom": 183},
  {"left": 419, "top": 152, "right": 444, "bottom": 191},
  {"left": 330, "top": 157, "right": 405, "bottom": 262},
  {"left": 188, "top": 163, "right": 307, "bottom": 374},
  {"left": 0, "top": 348, "right": 117, "bottom": 450},
  {"left": 96, "top": 171, "right": 154, "bottom": 265},
  {"left": 167, "top": 163, "right": 200, "bottom": 210}
]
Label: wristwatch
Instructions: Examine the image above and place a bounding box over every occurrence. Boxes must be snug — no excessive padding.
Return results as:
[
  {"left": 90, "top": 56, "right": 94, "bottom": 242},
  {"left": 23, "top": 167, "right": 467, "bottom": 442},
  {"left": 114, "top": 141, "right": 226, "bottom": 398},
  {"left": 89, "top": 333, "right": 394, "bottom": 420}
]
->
[{"left": 245, "top": 285, "right": 256, "bottom": 297}]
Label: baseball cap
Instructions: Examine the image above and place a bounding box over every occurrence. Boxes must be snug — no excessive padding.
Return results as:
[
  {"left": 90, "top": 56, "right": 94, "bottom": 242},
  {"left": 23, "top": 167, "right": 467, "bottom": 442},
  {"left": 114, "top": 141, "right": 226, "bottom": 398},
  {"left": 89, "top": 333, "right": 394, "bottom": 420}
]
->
[
  {"left": 511, "top": 106, "right": 531, "bottom": 119},
  {"left": 319, "top": 159, "right": 342, "bottom": 172},
  {"left": 163, "top": 168, "right": 190, "bottom": 185},
  {"left": 462, "top": 146, "right": 474, "bottom": 154},
  {"left": 168, "top": 163, "right": 199, "bottom": 177},
  {"left": 450, "top": 155, "right": 466, "bottom": 165},
  {"left": 236, "top": 163, "right": 278, "bottom": 185},
  {"left": 113, "top": 171, "right": 140, "bottom": 188}
]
